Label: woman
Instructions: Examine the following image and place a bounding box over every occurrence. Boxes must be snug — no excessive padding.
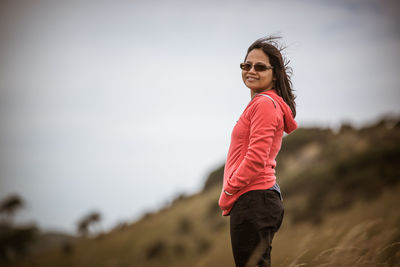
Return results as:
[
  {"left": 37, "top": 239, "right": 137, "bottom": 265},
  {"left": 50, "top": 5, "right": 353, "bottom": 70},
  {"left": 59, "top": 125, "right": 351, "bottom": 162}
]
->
[{"left": 218, "top": 36, "right": 297, "bottom": 267}]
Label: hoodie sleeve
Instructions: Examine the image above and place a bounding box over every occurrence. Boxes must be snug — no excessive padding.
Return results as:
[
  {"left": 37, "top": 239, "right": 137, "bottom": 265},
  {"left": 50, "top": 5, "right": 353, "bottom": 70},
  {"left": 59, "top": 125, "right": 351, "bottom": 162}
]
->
[{"left": 224, "top": 98, "right": 278, "bottom": 193}]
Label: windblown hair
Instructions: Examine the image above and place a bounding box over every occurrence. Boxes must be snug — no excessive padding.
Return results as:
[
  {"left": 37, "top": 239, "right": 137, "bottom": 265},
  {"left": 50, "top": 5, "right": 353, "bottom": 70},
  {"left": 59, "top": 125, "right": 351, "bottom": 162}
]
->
[{"left": 245, "top": 36, "right": 297, "bottom": 117}]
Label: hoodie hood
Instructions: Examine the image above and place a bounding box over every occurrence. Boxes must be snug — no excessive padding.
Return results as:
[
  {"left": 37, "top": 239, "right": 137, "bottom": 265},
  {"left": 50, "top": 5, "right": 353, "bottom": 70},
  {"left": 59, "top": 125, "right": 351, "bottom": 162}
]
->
[{"left": 261, "top": 90, "right": 298, "bottom": 134}]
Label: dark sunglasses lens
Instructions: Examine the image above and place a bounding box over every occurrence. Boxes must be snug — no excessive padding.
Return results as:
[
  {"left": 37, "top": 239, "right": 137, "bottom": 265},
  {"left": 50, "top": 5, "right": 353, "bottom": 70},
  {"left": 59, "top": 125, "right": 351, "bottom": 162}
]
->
[
  {"left": 240, "top": 63, "right": 251, "bottom": 71},
  {"left": 254, "top": 64, "right": 268, "bottom": 71}
]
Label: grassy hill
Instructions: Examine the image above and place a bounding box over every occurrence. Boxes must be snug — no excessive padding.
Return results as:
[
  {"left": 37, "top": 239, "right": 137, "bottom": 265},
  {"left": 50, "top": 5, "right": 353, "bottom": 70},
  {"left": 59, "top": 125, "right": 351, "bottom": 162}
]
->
[{"left": 4, "top": 118, "right": 400, "bottom": 267}]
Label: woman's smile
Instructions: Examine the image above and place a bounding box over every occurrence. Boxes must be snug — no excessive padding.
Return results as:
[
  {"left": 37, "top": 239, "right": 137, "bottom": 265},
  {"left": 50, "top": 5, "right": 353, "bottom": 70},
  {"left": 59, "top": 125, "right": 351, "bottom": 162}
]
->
[{"left": 245, "top": 76, "right": 259, "bottom": 82}]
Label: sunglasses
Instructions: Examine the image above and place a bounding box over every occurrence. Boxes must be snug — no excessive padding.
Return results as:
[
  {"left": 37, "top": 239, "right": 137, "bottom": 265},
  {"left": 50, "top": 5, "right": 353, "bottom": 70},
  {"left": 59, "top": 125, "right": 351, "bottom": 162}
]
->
[{"left": 240, "top": 62, "right": 274, "bottom": 72}]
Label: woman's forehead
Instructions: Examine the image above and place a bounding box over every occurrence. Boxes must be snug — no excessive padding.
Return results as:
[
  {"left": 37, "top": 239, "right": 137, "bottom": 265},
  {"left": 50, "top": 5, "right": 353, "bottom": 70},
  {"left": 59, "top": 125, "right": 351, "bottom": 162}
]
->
[{"left": 246, "top": 49, "right": 270, "bottom": 63}]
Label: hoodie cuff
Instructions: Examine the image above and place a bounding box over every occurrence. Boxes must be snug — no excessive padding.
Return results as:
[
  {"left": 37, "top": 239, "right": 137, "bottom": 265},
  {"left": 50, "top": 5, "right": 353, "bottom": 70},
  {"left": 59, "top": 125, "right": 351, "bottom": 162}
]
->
[{"left": 224, "top": 183, "right": 240, "bottom": 195}]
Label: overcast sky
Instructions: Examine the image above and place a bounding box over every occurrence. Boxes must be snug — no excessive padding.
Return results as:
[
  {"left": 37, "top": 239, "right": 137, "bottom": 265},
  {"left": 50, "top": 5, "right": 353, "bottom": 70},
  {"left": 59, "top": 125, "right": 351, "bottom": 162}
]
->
[{"left": 1, "top": 0, "right": 399, "bottom": 234}]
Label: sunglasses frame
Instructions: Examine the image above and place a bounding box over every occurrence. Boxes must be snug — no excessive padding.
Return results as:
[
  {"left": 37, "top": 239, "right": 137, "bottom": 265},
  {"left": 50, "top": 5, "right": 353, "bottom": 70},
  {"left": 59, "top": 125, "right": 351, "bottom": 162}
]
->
[{"left": 240, "top": 62, "right": 274, "bottom": 72}]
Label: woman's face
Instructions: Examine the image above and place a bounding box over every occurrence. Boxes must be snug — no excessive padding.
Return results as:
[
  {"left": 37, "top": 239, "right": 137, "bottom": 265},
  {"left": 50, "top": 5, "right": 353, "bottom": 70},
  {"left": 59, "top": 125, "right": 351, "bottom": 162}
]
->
[{"left": 242, "top": 49, "right": 275, "bottom": 93}]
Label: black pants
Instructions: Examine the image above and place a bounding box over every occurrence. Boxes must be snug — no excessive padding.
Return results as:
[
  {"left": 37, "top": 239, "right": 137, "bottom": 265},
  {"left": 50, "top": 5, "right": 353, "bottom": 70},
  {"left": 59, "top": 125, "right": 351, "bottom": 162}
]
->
[{"left": 230, "top": 190, "right": 284, "bottom": 267}]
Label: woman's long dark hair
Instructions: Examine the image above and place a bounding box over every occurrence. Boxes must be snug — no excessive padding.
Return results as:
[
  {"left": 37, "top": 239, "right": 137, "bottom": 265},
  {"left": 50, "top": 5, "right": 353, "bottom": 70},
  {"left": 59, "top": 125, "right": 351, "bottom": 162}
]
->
[{"left": 245, "top": 36, "right": 296, "bottom": 118}]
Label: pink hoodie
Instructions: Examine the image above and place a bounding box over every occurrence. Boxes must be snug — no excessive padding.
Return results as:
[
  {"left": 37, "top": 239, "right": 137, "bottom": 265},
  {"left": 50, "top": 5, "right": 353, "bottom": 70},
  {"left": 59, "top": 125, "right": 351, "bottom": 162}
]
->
[{"left": 218, "top": 89, "right": 297, "bottom": 216}]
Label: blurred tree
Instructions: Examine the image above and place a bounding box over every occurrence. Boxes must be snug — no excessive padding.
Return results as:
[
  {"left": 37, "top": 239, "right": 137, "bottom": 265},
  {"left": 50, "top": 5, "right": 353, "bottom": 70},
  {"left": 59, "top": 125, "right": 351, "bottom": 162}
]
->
[
  {"left": 0, "top": 195, "right": 37, "bottom": 263},
  {"left": 77, "top": 220, "right": 89, "bottom": 237},
  {"left": 77, "top": 211, "right": 102, "bottom": 237},
  {"left": 0, "top": 194, "right": 24, "bottom": 224}
]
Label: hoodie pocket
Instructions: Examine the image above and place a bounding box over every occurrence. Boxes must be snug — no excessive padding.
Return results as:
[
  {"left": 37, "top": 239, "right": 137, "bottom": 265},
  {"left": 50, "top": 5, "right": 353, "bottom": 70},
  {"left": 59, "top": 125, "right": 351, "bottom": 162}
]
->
[{"left": 218, "top": 190, "right": 235, "bottom": 211}]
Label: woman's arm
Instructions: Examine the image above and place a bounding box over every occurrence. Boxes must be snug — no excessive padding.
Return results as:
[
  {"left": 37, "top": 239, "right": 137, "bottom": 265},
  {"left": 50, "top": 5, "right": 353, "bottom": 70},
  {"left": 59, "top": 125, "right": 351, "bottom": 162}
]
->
[{"left": 224, "top": 98, "right": 278, "bottom": 194}]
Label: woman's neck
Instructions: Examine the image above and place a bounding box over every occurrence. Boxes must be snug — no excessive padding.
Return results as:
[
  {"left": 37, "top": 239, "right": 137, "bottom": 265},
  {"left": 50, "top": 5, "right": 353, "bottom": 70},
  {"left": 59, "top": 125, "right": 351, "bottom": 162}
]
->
[{"left": 251, "top": 88, "right": 272, "bottom": 99}]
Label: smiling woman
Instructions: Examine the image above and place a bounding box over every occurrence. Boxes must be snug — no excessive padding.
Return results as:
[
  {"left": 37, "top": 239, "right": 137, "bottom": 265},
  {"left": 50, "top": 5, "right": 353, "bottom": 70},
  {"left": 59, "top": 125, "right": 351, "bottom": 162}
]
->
[
  {"left": 218, "top": 36, "right": 297, "bottom": 267},
  {"left": 241, "top": 49, "right": 276, "bottom": 95}
]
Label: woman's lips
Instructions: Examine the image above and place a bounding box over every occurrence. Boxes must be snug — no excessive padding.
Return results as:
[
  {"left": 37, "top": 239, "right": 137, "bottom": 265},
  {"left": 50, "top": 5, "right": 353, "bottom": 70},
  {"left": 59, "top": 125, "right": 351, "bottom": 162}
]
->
[{"left": 246, "top": 76, "right": 258, "bottom": 82}]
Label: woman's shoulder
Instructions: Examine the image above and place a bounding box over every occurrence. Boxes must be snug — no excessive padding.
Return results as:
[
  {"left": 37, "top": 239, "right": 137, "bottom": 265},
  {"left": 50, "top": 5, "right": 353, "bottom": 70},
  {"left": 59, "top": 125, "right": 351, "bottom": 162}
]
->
[
  {"left": 254, "top": 94, "right": 277, "bottom": 108},
  {"left": 250, "top": 94, "right": 277, "bottom": 111},
  {"left": 245, "top": 95, "right": 279, "bottom": 120}
]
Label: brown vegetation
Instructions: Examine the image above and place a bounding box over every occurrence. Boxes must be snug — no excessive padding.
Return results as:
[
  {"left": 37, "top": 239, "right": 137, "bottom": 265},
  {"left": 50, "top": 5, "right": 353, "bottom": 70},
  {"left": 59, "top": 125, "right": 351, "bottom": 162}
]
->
[{"left": 3, "top": 117, "right": 400, "bottom": 266}]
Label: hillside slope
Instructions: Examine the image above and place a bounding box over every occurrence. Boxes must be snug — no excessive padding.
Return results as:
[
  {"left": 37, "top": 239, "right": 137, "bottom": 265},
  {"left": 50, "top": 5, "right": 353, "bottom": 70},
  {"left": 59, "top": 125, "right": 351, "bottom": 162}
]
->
[{"left": 5, "top": 118, "right": 400, "bottom": 267}]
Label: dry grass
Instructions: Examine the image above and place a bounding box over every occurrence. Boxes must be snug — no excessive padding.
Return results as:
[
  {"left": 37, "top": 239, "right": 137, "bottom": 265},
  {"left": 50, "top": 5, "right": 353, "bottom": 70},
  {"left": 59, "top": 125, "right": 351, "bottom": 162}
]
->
[
  {"left": 4, "top": 184, "right": 400, "bottom": 267},
  {"left": 273, "top": 184, "right": 400, "bottom": 267},
  {"left": 4, "top": 121, "right": 400, "bottom": 267}
]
